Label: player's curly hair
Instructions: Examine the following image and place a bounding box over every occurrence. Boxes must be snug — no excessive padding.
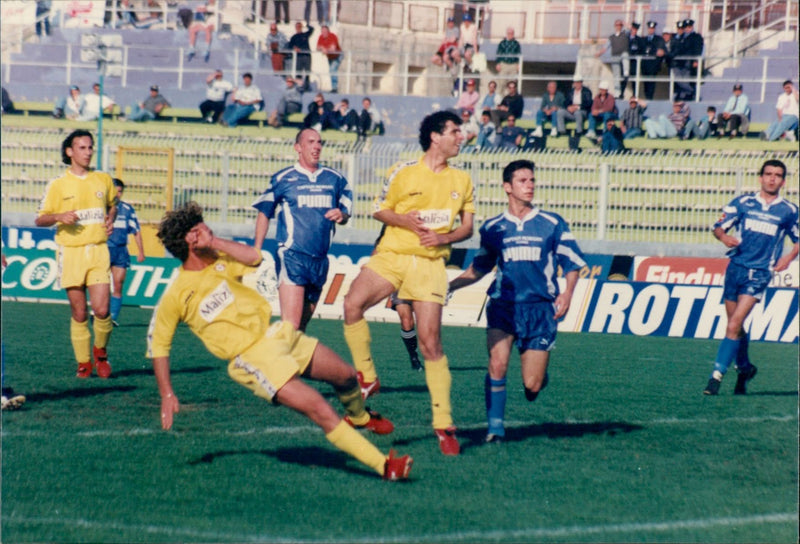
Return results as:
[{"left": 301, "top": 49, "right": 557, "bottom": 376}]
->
[
  {"left": 418, "top": 110, "right": 461, "bottom": 151},
  {"left": 157, "top": 201, "right": 204, "bottom": 262},
  {"left": 61, "top": 129, "right": 94, "bottom": 165}
]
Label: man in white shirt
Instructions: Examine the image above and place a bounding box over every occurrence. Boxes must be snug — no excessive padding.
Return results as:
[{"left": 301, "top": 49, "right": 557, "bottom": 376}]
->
[
  {"left": 199, "top": 69, "right": 233, "bottom": 123},
  {"left": 221, "top": 72, "right": 263, "bottom": 128},
  {"left": 762, "top": 80, "right": 799, "bottom": 141},
  {"left": 78, "top": 83, "right": 115, "bottom": 121},
  {"left": 53, "top": 85, "right": 85, "bottom": 119},
  {"left": 716, "top": 83, "right": 749, "bottom": 138}
]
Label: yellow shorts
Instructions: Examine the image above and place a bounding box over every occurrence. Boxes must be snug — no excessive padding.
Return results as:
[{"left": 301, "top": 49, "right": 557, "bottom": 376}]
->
[
  {"left": 57, "top": 244, "right": 111, "bottom": 289},
  {"left": 227, "top": 320, "right": 319, "bottom": 402},
  {"left": 365, "top": 251, "right": 448, "bottom": 305}
]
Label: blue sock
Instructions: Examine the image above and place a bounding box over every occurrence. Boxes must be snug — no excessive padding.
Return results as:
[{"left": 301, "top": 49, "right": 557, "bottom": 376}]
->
[
  {"left": 735, "top": 335, "right": 751, "bottom": 371},
  {"left": 484, "top": 374, "right": 507, "bottom": 436},
  {"left": 712, "top": 337, "right": 740, "bottom": 377},
  {"left": 110, "top": 296, "right": 122, "bottom": 322}
]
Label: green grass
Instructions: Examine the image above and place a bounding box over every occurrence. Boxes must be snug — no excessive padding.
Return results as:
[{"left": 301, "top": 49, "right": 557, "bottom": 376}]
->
[{"left": 2, "top": 301, "right": 798, "bottom": 543}]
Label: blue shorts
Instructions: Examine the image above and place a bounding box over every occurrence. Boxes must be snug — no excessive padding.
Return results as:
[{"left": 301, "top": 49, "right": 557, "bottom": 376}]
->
[
  {"left": 723, "top": 261, "right": 771, "bottom": 302},
  {"left": 108, "top": 244, "right": 131, "bottom": 269},
  {"left": 486, "top": 299, "right": 557, "bottom": 352},
  {"left": 276, "top": 248, "right": 329, "bottom": 304}
]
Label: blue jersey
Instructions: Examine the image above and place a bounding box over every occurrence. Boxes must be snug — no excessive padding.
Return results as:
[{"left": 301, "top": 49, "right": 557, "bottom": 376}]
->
[
  {"left": 107, "top": 200, "right": 140, "bottom": 248},
  {"left": 472, "top": 208, "right": 586, "bottom": 303},
  {"left": 713, "top": 193, "right": 799, "bottom": 271},
  {"left": 252, "top": 163, "right": 352, "bottom": 258}
]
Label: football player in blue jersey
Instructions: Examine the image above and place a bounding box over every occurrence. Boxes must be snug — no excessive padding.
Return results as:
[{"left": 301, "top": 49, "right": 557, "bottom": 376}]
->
[
  {"left": 704, "top": 159, "right": 799, "bottom": 395},
  {"left": 108, "top": 179, "right": 145, "bottom": 326},
  {"left": 448, "top": 159, "right": 586, "bottom": 443},
  {"left": 252, "top": 128, "right": 353, "bottom": 331}
]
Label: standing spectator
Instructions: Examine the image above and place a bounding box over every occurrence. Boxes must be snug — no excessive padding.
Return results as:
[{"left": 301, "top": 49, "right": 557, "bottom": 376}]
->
[
  {"left": 333, "top": 98, "right": 358, "bottom": 131},
  {"left": 448, "top": 159, "right": 585, "bottom": 443},
  {"left": 645, "top": 100, "right": 690, "bottom": 139},
  {"left": 221, "top": 73, "right": 263, "bottom": 127},
  {"left": 268, "top": 76, "right": 304, "bottom": 127},
  {"left": 199, "top": 69, "right": 234, "bottom": 123},
  {"left": 620, "top": 96, "right": 647, "bottom": 139},
  {"left": 679, "top": 19, "right": 704, "bottom": 101},
  {"left": 626, "top": 23, "right": 645, "bottom": 98},
  {"left": 556, "top": 75, "right": 592, "bottom": 136},
  {"left": 431, "top": 17, "right": 461, "bottom": 72},
  {"left": 594, "top": 19, "right": 630, "bottom": 99},
  {"left": 534, "top": 80, "right": 565, "bottom": 137},
  {"left": 586, "top": 80, "right": 618, "bottom": 139},
  {"left": 78, "top": 83, "right": 116, "bottom": 122},
  {"left": 53, "top": 85, "right": 85, "bottom": 120},
  {"left": 475, "top": 109, "right": 497, "bottom": 151},
  {"left": 126, "top": 85, "right": 170, "bottom": 122},
  {"left": 316, "top": 25, "right": 342, "bottom": 93},
  {"left": 490, "top": 80, "right": 523, "bottom": 127},
  {"left": 107, "top": 179, "right": 144, "bottom": 326},
  {"left": 274, "top": 0, "right": 289, "bottom": 23},
  {"left": 717, "top": 84, "right": 749, "bottom": 138},
  {"left": 252, "top": 128, "right": 352, "bottom": 331},
  {"left": 266, "top": 22, "right": 289, "bottom": 73},
  {"left": 641, "top": 21, "right": 666, "bottom": 100},
  {"left": 304, "top": 0, "right": 328, "bottom": 25},
  {"left": 683, "top": 106, "right": 719, "bottom": 140},
  {"left": 455, "top": 79, "right": 480, "bottom": 114},
  {"left": 288, "top": 22, "right": 314, "bottom": 90},
  {"left": 480, "top": 80, "right": 502, "bottom": 111},
  {"left": 762, "top": 80, "right": 799, "bottom": 141},
  {"left": 358, "top": 97, "right": 384, "bottom": 138},
  {"left": 496, "top": 115, "right": 525, "bottom": 151},
  {"left": 187, "top": 0, "right": 216, "bottom": 63},
  {"left": 704, "top": 159, "right": 798, "bottom": 396},
  {"left": 494, "top": 27, "right": 521, "bottom": 85},
  {"left": 601, "top": 119, "right": 625, "bottom": 153},
  {"left": 35, "top": 0, "right": 51, "bottom": 38},
  {"left": 304, "top": 93, "right": 335, "bottom": 130}
]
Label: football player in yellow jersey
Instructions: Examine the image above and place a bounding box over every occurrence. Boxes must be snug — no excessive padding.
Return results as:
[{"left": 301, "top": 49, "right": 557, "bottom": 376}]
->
[
  {"left": 35, "top": 129, "right": 118, "bottom": 379},
  {"left": 147, "top": 202, "right": 412, "bottom": 480},
  {"left": 342, "top": 110, "right": 475, "bottom": 455}
]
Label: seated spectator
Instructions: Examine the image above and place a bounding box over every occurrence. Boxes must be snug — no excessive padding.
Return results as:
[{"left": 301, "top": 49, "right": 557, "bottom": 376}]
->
[
  {"left": 199, "top": 69, "right": 233, "bottom": 124},
  {"left": 474, "top": 110, "right": 497, "bottom": 151},
  {"left": 459, "top": 109, "right": 479, "bottom": 144},
  {"left": 1, "top": 87, "right": 15, "bottom": 114},
  {"left": 490, "top": 80, "right": 524, "bottom": 127},
  {"left": 53, "top": 85, "right": 84, "bottom": 120},
  {"left": 683, "top": 106, "right": 719, "bottom": 140},
  {"left": 587, "top": 80, "right": 618, "bottom": 139},
  {"left": 479, "top": 80, "right": 502, "bottom": 111},
  {"left": 455, "top": 79, "right": 480, "bottom": 114},
  {"left": 333, "top": 98, "right": 359, "bottom": 131},
  {"left": 358, "top": 97, "right": 384, "bottom": 138},
  {"left": 304, "top": 93, "right": 335, "bottom": 130},
  {"left": 221, "top": 73, "right": 263, "bottom": 127},
  {"left": 431, "top": 17, "right": 461, "bottom": 71},
  {"left": 534, "top": 80, "right": 565, "bottom": 137},
  {"left": 79, "top": 83, "right": 116, "bottom": 121},
  {"left": 717, "top": 83, "right": 749, "bottom": 138},
  {"left": 496, "top": 115, "right": 525, "bottom": 151},
  {"left": 187, "top": 0, "right": 216, "bottom": 62},
  {"left": 620, "top": 96, "right": 647, "bottom": 140},
  {"left": 268, "top": 76, "right": 304, "bottom": 127},
  {"left": 266, "top": 22, "right": 289, "bottom": 73},
  {"left": 556, "top": 75, "right": 592, "bottom": 136},
  {"left": 762, "top": 79, "right": 799, "bottom": 142},
  {"left": 459, "top": 13, "right": 478, "bottom": 65},
  {"left": 645, "top": 100, "right": 690, "bottom": 139},
  {"left": 125, "top": 85, "right": 169, "bottom": 122},
  {"left": 601, "top": 118, "right": 625, "bottom": 154}
]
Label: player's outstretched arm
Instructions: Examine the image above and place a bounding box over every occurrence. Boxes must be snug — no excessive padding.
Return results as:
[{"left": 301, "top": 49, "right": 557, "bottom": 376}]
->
[
  {"left": 193, "top": 228, "right": 262, "bottom": 266},
  {"left": 449, "top": 264, "right": 485, "bottom": 293},
  {"left": 253, "top": 212, "right": 270, "bottom": 250},
  {"left": 152, "top": 356, "right": 179, "bottom": 430}
]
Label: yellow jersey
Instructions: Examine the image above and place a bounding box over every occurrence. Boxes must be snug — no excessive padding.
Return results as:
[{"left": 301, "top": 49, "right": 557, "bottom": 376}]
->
[
  {"left": 38, "top": 169, "right": 116, "bottom": 247},
  {"left": 373, "top": 158, "right": 475, "bottom": 260},
  {"left": 147, "top": 254, "right": 271, "bottom": 361}
]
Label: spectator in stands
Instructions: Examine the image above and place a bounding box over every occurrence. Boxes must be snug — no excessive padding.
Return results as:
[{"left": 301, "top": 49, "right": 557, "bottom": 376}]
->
[
  {"left": 333, "top": 99, "right": 358, "bottom": 131},
  {"left": 620, "top": 96, "right": 647, "bottom": 140},
  {"left": 274, "top": 0, "right": 289, "bottom": 24},
  {"left": 221, "top": 73, "right": 263, "bottom": 127},
  {"left": 289, "top": 22, "right": 314, "bottom": 90},
  {"left": 1, "top": 87, "right": 15, "bottom": 114},
  {"left": 494, "top": 27, "right": 521, "bottom": 85},
  {"left": 316, "top": 25, "right": 342, "bottom": 93},
  {"left": 459, "top": 109, "right": 479, "bottom": 145},
  {"left": 305, "top": 0, "right": 329, "bottom": 25},
  {"left": 304, "top": 93, "right": 335, "bottom": 130},
  {"left": 125, "top": 85, "right": 169, "bottom": 122},
  {"left": 431, "top": 17, "right": 461, "bottom": 72},
  {"left": 678, "top": 19, "right": 703, "bottom": 101},
  {"left": 534, "top": 80, "right": 565, "bottom": 137},
  {"left": 497, "top": 115, "right": 525, "bottom": 151},
  {"left": 358, "top": 97, "right": 383, "bottom": 138},
  {"left": 268, "top": 76, "right": 304, "bottom": 127},
  {"left": 79, "top": 83, "right": 116, "bottom": 122},
  {"left": 586, "top": 80, "right": 618, "bottom": 139},
  {"left": 35, "top": 0, "right": 51, "bottom": 38},
  {"left": 641, "top": 21, "right": 666, "bottom": 100},
  {"left": 459, "top": 13, "right": 478, "bottom": 66},
  {"left": 594, "top": 19, "right": 630, "bottom": 99},
  {"left": 556, "top": 75, "right": 592, "bottom": 137},
  {"left": 199, "top": 69, "right": 234, "bottom": 124},
  {"left": 762, "top": 80, "right": 799, "bottom": 142},
  {"left": 626, "top": 22, "right": 645, "bottom": 98},
  {"left": 53, "top": 85, "right": 85, "bottom": 120},
  {"left": 475, "top": 110, "right": 497, "bottom": 151},
  {"left": 490, "top": 80, "right": 523, "bottom": 128},
  {"left": 454, "top": 79, "right": 480, "bottom": 114},
  {"left": 645, "top": 100, "right": 690, "bottom": 139},
  {"left": 480, "top": 80, "right": 502, "bottom": 111},
  {"left": 716, "top": 84, "right": 749, "bottom": 138},
  {"left": 683, "top": 106, "right": 719, "bottom": 140},
  {"left": 266, "top": 22, "right": 289, "bottom": 73},
  {"left": 601, "top": 118, "right": 625, "bottom": 154},
  {"left": 187, "top": 0, "right": 216, "bottom": 63}
]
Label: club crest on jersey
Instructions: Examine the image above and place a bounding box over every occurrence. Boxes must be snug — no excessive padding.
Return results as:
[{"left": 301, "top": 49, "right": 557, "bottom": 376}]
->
[
  {"left": 451, "top": 191, "right": 460, "bottom": 200},
  {"left": 215, "top": 263, "right": 226, "bottom": 272},
  {"left": 96, "top": 191, "right": 104, "bottom": 199}
]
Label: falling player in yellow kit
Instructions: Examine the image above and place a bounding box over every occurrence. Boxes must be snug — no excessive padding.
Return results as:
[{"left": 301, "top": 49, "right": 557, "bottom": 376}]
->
[
  {"left": 342, "top": 110, "right": 475, "bottom": 455},
  {"left": 147, "top": 202, "right": 412, "bottom": 480},
  {"left": 35, "top": 129, "right": 117, "bottom": 378}
]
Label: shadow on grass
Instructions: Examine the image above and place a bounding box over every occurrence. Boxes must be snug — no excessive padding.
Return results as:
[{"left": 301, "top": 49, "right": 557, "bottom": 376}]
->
[
  {"left": 111, "top": 365, "right": 217, "bottom": 378},
  {"left": 747, "top": 390, "right": 798, "bottom": 397},
  {"left": 26, "top": 385, "right": 137, "bottom": 402}
]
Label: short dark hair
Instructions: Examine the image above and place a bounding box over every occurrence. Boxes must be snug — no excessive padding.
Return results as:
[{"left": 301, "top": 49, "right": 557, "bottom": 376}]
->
[
  {"left": 707, "top": 106, "right": 717, "bottom": 113},
  {"left": 759, "top": 159, "right": 786, "bottom": 178},
  {"left": 242, "top": 72, "right": 253, "bottom": 79},
  {"left": 783, "top": 79, "right": 793, "bottom": 87},
  {"left": 502, "top": 159, "right": 535, "bottom": 183},
  {"left": 113, "top": 178, "right": 125, "bottom": 189},
  {"left": 418, "top": 110, "right": 461, "bottom": 151},
  {"left": 157, "top": 201, "right": 205, "bottom": 262},
  {"left": 61, "top": 129, "right": 93, "bottom": 165}
]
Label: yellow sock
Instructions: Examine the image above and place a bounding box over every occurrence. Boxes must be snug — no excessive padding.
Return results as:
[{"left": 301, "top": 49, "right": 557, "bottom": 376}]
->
[
  {"left": 93, "top": 315, "right": 113, "bottom": 349},
  {"left": 343, "top": 319, "right": 377, "bottom": 381},
  {"left": 424, "top": 355, "right": 453, "bottom": 429},
  {"left": 325, "top": 420, "right": 386, "bottom": 476},
  {"left": 337, "top": 384, "right": 369, "bottom": 426},
  {"left": 70, "top": 318, "right": 91, "bottom": 363}
]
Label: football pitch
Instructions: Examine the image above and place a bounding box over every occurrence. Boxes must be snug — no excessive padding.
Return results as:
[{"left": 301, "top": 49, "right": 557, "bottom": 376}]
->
[{"left": 1, "top": 301, "right": 797, "bottom": 543}]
